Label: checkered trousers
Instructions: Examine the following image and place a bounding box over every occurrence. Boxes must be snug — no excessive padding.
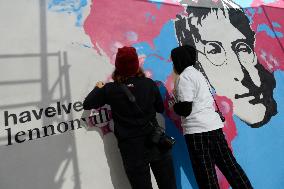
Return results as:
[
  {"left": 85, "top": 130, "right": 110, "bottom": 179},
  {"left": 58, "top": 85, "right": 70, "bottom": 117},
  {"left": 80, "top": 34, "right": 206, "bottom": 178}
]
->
[{"left": 185, "top": 129, "right": 253, "bottom": 189}]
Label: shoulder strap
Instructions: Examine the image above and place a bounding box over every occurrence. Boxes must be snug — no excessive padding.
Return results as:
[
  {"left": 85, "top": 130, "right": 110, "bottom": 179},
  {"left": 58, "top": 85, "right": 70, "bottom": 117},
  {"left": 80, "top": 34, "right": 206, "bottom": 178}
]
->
[
  {"left": 204, "top": 79, "right": 222, "bottom": 113},
  {"left": 120, "top": 84, "right": 136, "bottom": 103},
  {"left": 121, "top": 84, "right": 166, "bottom": 129},
  {"left": 195, "top": 61, "right": 222, "bottom": 113},
  {"left": 120, "top": 84, "right": 144, "bottom": 114}
]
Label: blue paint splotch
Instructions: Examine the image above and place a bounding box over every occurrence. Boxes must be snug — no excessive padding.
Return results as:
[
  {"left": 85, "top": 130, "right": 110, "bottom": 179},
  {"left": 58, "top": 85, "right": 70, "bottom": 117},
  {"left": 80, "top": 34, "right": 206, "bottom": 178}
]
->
[
  {"left": 257, "top": 23, "right": 283, "bottom": 38},
  {"left": 232, "top": 70, "right": 284, "bottom": 189},
  {"left": 232, "top": 0, "right": 253, "bottom": 8},
  {"left": 234, "top": 0, "right": 278, "bottom": 8},
  {"left": 48, "top": 0, "right": 87, "bottom": 27},
  {"left": 244, "top": 7, "right": 256, "bottom": 24},
  {"left": 134, "top": 21, "right": 177, "bottom": 82},
  {"left": 145, "top": 12, "right": 157, "bottom": 23},
  {"left": 244, "top": 7, "right": 263, "bottom": 24},
  {"left": 148, "top": 0, "right": 163, "bottom": 9}
]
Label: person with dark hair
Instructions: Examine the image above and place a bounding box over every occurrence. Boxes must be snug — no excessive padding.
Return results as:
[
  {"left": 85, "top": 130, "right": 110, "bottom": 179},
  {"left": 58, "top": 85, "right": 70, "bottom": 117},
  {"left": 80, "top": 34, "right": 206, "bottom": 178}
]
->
[
  {"left": 83, "top": 46, "right": 177, "bottom": 189},
  {"left": 171, "top": 45, "right": 253, "bottom": 189},
  {"left": 174, "top": 0, "right": 277, "bottom": 128}
]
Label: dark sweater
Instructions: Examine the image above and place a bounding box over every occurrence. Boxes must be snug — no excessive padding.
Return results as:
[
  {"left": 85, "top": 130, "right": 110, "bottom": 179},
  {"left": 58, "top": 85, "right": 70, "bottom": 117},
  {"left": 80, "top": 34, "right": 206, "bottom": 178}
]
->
[
  {"left": 173, "top": 101, "right": 192, "bottom": 117},
  {"left": 83, "top": 77, "right": 164, "bottom": 140}
]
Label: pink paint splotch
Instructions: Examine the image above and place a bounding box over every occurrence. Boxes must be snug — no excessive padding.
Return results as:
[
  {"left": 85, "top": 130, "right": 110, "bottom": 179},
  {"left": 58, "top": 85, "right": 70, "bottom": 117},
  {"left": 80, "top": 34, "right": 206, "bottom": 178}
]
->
[
  {"left": 83, "top": 0, "right": 183, "bottom": 63},
  {"left": 164, "top": 74, "right": 182, "bottom": 132},
  {"left": 249, "top": 1, "right": 284, "bottom": 72},
  {"left": 215, "top": 96, "right": 237, "bottom": 149},
  {"left": 251, "top": 0, "right": 284, "bottom": 8},
  {"left": 215, "top": 96, "right": 237, "bottom": 189}
]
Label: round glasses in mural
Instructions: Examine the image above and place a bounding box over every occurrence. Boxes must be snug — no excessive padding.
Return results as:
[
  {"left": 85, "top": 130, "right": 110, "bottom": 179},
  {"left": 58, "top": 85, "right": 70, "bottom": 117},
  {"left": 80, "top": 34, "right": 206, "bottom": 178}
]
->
[{"left": 199, "top": 40, "right": 256, "bottom": 67}]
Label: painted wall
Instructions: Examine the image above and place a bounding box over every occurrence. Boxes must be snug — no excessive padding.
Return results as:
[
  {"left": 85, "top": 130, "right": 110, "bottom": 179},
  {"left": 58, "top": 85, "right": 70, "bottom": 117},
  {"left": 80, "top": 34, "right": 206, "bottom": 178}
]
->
[{"left": 0, "top": 0, "right": 283, "bottom": 189}]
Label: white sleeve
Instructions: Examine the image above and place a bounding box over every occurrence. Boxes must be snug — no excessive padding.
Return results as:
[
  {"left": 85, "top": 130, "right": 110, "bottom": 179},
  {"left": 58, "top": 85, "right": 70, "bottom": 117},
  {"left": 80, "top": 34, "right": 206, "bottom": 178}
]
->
[{"left": 176, "top": 75, "right": 195, "bottom": 102}]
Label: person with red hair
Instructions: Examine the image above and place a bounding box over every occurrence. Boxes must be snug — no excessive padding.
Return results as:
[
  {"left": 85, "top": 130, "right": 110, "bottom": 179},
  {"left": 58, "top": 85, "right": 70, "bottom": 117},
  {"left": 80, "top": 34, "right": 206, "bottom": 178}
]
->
[{"left": 83, "top": 46, "right": 177, "bottom": 189}]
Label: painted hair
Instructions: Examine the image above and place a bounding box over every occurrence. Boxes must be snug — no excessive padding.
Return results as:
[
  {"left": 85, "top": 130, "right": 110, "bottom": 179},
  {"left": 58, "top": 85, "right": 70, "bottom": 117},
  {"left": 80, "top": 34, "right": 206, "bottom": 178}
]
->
[{"left": 174, "top": 0, "right": 255, "bottom": 50}]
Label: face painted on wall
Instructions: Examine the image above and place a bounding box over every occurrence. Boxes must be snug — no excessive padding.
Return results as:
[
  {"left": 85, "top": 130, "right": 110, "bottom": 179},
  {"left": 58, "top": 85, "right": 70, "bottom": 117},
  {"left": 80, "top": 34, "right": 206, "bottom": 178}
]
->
[{"left": 175, "top": 8, "right": 277, "bottom": 127}]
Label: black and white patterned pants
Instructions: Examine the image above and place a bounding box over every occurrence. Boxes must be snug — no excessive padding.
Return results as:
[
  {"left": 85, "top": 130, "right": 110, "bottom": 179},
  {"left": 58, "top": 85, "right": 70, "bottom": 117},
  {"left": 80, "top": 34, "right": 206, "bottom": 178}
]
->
[{"left": 185, "top": 128, "right": 253, "bottom": 189}]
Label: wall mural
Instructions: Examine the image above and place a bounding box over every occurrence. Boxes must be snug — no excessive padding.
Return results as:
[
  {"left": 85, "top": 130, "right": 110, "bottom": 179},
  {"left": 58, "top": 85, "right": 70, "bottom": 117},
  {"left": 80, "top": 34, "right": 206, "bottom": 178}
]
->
[
  {"left": 83, "top": 0, "right": 284, "bottom": 188},
  {"left": 0, "top": 0, "right": 283, "bottom": 189}
]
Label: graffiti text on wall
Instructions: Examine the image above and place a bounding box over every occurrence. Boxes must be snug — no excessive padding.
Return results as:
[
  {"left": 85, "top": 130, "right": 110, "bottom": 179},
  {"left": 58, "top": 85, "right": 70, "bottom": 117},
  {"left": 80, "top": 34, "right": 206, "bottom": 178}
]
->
[{"left": 1, "top": 101, "right": 111, "bottom": 146}]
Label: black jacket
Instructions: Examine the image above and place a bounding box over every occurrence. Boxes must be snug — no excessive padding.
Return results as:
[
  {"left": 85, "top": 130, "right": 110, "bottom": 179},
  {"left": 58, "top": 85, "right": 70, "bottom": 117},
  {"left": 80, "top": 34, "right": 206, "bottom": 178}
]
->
[{"left": 83, "top": 77, "right": 164, "bottom": 140}]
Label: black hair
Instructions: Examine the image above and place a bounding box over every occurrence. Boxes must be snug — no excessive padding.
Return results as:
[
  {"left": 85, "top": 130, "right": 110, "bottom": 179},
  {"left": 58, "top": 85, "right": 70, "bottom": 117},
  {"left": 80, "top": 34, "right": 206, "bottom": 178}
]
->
[
  {"left": 171, "top": 45, "right": 197, "bottom": 74},
  {"left": 175, "top": 6, "right": 255, "bottom": 51}
]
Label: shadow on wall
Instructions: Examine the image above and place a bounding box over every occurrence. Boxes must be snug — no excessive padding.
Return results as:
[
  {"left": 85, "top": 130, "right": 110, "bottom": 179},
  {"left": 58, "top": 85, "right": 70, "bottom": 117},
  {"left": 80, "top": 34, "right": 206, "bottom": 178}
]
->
[
  {"left": 0, "top": 1, "right": 80, "bottom": 189},
  {"left": 81, "top": 109, "right": 131, "bottom": 189},
  {"left": 0, "top": 51, "right": 81, "bottom": 189},
  {"left": 102, "top": 133, "right": 132, "bottom": 189}
]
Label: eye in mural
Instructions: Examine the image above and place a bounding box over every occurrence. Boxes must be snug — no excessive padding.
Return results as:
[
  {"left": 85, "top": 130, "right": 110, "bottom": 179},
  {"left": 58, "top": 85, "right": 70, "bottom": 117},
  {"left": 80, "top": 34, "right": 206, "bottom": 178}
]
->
[{"left": 174, "top": 0, "right": 277, "bottom": 128}]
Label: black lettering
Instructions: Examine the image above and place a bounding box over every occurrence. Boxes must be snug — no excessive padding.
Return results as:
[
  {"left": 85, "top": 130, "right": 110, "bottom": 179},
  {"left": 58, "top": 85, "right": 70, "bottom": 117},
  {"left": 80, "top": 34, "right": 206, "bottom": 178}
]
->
[
  {"left": 4, "top": 111, "right": 17, "bottom": 126},
  {"left": 62, "top": 103, "right": 72, "bottom": 114},
  {"left": 15, "top": 131, "right": 26, "bottom": 143},
  {"left": 42, "top": 124, "right": 56, "bottom": 137},
  {"left": 19, "top": 111, "right": 31, "bottom": 123},
  {"left": 105, "top": 109, "right": 110, "bottom": 121},
  {"left": 69, "top": 119, "right": 83, "bottom": 130},
  {"left": 90, "top": 114, "right": 98, "bottom": 125},
  {"left": 5, "top": 128, "right": 13, "bottom": 145},
  {"left": 57, "top": 101, "right": 61, "bottom": 115},
  {"left": 81, "top": 117, "right": 89, "bottom": 127},
  {"left": 45, "top": 107, "right": 56, "bottom": 117},
  {"left": 28, "top": 128, "right": 41, "bottom": 140},
  {"left": 100, "top": 108, "right": 110, "bottom": 122},
  {"left": 32, "top": 108, "right": 43, "bottom": 120},
  {"left": 99, "top": 109, "right": 105, "bottom": 123},
  {"left": 73, "top": 101, "right": 83, "bottom": 112},
  {"left": 57, "top": 122, "right": 68, "bottom": 133}
]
